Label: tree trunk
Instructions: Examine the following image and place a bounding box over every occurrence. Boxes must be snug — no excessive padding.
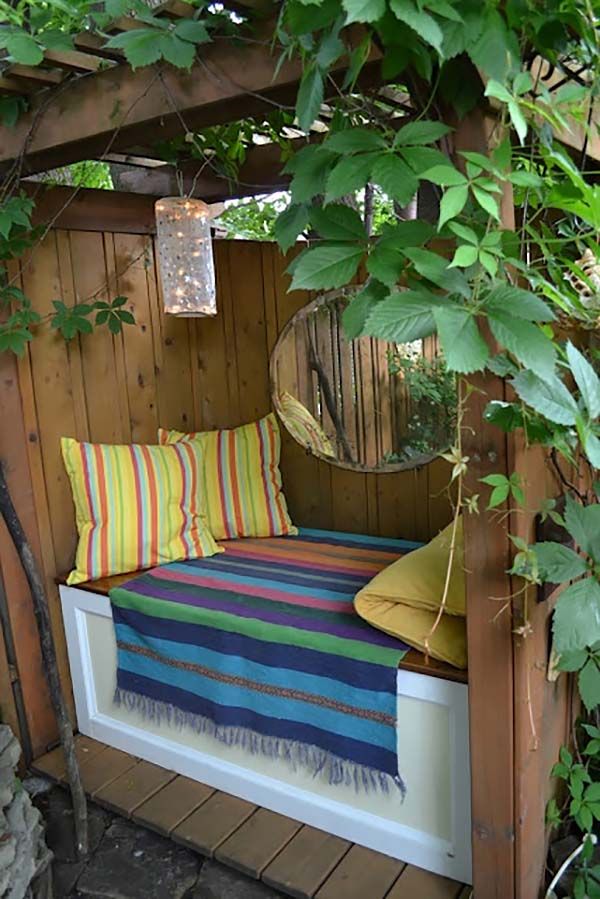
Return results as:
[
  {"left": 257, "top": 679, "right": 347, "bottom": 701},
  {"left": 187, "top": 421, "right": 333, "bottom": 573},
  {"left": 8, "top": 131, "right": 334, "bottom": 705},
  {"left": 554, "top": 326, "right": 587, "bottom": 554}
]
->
[{"left": 0, "top": 463, "right": 88, "bottom": 857}]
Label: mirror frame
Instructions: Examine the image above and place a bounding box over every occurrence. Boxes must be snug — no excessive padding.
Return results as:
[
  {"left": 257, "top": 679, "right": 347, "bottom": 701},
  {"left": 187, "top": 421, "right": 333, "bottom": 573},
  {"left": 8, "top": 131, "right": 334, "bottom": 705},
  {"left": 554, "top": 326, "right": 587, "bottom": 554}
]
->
[{"left": 269, "top": 288, "right": 443, "bottom": 475}]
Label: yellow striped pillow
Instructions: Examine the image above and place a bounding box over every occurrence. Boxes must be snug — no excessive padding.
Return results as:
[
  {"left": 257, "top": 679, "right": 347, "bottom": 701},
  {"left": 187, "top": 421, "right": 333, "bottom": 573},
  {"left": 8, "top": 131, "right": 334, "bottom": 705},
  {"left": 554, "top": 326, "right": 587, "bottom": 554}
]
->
[
  {"left": 61, "top": 437, "right": 221, "bottom": 586},
  {"left": 159, "top": 413, "right": 297, "bottom": 540},
  {"left": 278, "top": 392, "right": 335, "bottom": 458}
]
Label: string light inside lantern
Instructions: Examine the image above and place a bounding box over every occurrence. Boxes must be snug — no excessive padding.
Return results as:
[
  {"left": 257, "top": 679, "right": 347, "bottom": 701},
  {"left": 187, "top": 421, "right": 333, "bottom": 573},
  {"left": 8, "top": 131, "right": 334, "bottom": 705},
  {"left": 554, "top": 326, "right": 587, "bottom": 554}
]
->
[{"left": 155, "top": 198, "right": 216, "bottom": 317}]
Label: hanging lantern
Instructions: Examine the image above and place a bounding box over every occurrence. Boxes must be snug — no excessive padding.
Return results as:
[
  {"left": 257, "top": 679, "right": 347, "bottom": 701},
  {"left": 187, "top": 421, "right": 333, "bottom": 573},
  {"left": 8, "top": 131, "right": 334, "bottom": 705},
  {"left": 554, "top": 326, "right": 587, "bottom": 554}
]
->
[{"left": 155, "top": 197, "right": 217, "bottom": 317}]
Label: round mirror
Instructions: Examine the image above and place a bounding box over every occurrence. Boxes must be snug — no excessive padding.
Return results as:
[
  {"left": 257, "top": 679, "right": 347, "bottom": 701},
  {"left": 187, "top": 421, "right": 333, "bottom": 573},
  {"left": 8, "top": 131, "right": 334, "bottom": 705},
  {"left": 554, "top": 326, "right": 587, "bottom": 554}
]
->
[{"left": 270, "top": 288, "right": 457, "bottom": 473}]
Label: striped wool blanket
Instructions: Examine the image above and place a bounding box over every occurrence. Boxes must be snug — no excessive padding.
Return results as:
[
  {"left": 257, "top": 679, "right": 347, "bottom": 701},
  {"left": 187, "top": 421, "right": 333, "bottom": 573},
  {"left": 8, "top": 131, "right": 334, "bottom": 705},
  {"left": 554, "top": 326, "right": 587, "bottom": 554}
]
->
[{"left": 110, "top": 529, "right": 419, "bottom": 794}]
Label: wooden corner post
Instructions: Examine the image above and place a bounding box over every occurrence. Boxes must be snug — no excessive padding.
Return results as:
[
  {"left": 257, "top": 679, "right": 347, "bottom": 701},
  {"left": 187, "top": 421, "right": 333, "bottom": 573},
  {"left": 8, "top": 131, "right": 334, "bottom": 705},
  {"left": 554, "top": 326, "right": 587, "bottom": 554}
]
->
[{"left": 452, "top": 108, "right": 517, "bottom": 899}]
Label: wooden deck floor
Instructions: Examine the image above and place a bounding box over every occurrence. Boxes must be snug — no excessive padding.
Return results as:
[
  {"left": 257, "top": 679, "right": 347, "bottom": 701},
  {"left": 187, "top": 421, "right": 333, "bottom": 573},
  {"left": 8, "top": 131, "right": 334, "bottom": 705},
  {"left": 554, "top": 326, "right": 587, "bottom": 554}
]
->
[{"left": 33, "top": 735, "right": 471, "bottom": 899}]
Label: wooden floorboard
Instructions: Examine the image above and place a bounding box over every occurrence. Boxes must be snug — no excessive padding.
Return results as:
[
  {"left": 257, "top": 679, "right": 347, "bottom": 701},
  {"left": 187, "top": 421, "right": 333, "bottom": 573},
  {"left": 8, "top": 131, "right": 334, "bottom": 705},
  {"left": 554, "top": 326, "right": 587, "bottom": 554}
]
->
[
  {"left": 314, "top": 844, "right": 405, "bottom": 899},
  {"left": 32, "top": 735, "right": 105, "bottom": 781},
  {"left": 133, "top": 775, "right": 214, "bottom": 835},
  {"left": 93, "top": 760, "right": 176, "bottom": 816},
  {"left": 172, "top": 791, "right": 257, "bottom": 856},
  {"left": 80, "top": 746, "right": 139, "bottom": 797},
  {"left": 32, "top": 736, "right": 467, "bottom": 899},
  {"left": 215, "top": 808, "right": 302, "bottom": 879},
  {"left": 386, "top": 865, "right": 464, "bottom": 898},
  {"left": 262, "top": 825, "right": 351, "bottom": 899}
]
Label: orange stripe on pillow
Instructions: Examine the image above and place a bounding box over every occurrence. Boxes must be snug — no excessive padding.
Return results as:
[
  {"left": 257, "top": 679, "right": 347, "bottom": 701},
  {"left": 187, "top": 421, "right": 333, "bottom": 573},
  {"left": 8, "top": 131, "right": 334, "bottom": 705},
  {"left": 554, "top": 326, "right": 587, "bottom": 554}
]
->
[{"left": 159, "top": 414, "right": 297, "bottom": 540}]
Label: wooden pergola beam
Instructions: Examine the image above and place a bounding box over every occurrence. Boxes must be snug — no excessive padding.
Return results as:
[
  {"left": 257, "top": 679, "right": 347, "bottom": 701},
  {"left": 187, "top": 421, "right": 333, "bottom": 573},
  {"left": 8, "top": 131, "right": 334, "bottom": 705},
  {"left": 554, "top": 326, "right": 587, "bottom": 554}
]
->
[
  {"left": 1, "top": 33, "right": 379, "bottom": 177},
  {"left": 107, "top": 138, "right": 300, "bottom": 200}
]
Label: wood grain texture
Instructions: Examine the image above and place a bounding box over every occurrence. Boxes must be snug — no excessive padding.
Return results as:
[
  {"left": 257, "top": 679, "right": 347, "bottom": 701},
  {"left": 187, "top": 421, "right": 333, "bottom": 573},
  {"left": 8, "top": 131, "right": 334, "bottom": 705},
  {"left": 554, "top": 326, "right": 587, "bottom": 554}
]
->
[
  {"left": 314, "top": 844, "right": 404, "bottom": 899},
  {"left": 172, "top": 791, "right": 257, "bottom": 856},
  {"left": 133, "top": 776, "right": 214, "bottom": 835},
  {"left": 79, "top": 746, "right": 138, "bottom": 796},
  {"left": 93, "top": 759, "right": 175, "bottom": 815},
  {"left": 453, "top": 110, "right": 516, "bottom": 899},
  {"left": 31, "top": 734, "right": 105, "bottom": 781},
  {"left": 215, "top": 807, "right": 302, "bottom": 878},
  {"left": 262, "top": 825, "right": 351, "bottom": 899},
  {"left": 386, "top": 864, "right": 463, "bottom": 898}
]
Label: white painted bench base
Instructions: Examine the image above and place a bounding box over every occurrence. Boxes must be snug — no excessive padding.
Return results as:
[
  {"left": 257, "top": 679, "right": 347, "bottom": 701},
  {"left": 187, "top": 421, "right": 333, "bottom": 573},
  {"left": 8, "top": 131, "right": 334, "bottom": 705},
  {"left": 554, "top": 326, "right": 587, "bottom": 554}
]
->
[{"left": 60, "top": 584, "right": 472, "bottom": 884}]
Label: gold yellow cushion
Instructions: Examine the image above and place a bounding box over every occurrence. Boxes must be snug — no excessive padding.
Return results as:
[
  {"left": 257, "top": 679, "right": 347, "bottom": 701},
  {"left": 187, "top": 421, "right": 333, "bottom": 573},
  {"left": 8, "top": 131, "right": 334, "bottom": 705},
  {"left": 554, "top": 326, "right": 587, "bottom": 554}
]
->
[
  {"left": 353, "top": 520, "right": 467, "bottom": 669},
  {"left": 159, "top": 413, "right": 297, "bottom": 540},
  {"left": 278, "top": 392, "right": 335, "bottom": 458},
  {"left": 62, "top": 437, "right": 220, "bottom": 585}
]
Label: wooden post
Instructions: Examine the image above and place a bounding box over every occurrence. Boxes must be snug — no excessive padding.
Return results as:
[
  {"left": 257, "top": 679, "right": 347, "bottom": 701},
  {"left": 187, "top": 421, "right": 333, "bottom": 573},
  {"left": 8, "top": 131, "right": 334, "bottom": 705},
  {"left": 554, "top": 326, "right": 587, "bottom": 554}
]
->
[
  {"left": 0, "top": 463, "right": 88, "bottom": 857},
  {"left": 451, "top": 107, "right": 517, "bottom": 899}
]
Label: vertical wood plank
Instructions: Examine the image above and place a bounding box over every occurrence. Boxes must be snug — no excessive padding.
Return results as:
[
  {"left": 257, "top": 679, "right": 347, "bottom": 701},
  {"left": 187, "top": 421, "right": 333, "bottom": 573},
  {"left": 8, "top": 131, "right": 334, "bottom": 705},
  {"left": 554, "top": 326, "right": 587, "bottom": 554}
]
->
[
  {"left": 69, "top": 230, "right": 124, "bottom": 443},
  {"left": 114, "top": 233, "right": 159, "bottom": 443}
]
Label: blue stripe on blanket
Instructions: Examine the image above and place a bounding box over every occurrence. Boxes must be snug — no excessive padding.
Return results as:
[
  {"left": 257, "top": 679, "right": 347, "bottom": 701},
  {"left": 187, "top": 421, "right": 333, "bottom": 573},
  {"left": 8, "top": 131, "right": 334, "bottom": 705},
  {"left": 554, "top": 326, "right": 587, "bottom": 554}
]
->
[
  {"left": 116, "top": 623, "right": 396, "bottom": 717},
  {"left": 117, "top": 669, "right": 399, "bottom": 777},
  {"left": 113, "top": 605, "right": 395, "bottom": 692}
]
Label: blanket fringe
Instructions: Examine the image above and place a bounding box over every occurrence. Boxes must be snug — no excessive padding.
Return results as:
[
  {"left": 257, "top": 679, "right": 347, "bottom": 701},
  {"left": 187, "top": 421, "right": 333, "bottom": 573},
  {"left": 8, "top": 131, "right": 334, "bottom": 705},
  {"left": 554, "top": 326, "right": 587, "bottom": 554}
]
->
[{"left": 115, "top": 687, "right": 406, "bottom": 800}]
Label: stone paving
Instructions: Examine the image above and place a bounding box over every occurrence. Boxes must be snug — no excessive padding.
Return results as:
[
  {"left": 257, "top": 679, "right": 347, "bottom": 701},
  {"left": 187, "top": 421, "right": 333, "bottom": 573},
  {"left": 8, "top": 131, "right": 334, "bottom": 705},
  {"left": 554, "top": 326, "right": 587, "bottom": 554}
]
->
[{"left": 31, "top": 784, "right": 287, "bottom": 899}]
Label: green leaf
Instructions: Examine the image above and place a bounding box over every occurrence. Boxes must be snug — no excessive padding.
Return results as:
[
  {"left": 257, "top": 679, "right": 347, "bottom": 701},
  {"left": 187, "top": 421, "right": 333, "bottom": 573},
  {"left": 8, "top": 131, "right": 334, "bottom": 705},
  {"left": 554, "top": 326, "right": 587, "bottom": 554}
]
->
[
  {"left": 508, "top": 99, "right": 528, "bottom": 145},
  {"left": 364, "top": 291, "right": 439, "bottom": 343},
  {"left": 366, "top": 241, "right": 405, "bottom": 287},
  {"left": 472, "top": 184, "right": 500, "bottom": 220},
  {"left": 6, "top": 33, "right": 43, "bottom": 65},
  {"left": 274, "top": 204, "right": 309, "bottom": 253},
  {"left": 567, "top": 342, "right": 600, "bottom": 420},
  {"left": 420, "top": 165, "right": 467, "bottom": 187},
  {"left": 557, "top": 649, "right": 588, "bottom": 672},
  {"left": 509, "top": 171, "right": 543, "bottom": 188},
  {"left": 285, "top": 0, "right": 340, "bottom": 33},
  {"left": 173, "top": 19, "right": 210, "bottom": 43},
  {"left": 530, "top": 542, "right": 587, "bottom": 584},
  {"left": 394, "top": 120, "right": 451, "bottom": 146},
  {"left": 579, "top": 659, "right": 600, "bottom": 713},
  {"left": 289, "top": 147, "right": 335, "bottom": 203},
  {"left": 582, "top": 430, "right": 600, "bottom": 470},
  {"left": 403, "top": 248, "right": 471, "bottom": 298},
  {"left": 0, "top": 96, "right": 26, "bottom": 128},
  {"left": 290, "top": 243, "right": 364, "bottom": 291},
  {"left": 512, "top": 371, "right": 578, "bottom": 426},
  {"left": 399, "top": 146, "right": 450, "bottom": 174},
  {"left": 468, "top": 9, "right": 517, "bottom": 81},
  {"left": 478, "top": 250, "right": 498, "bottom": 277},
  {"left": 553, "top": 578, "right": 600, "bottom": 653},
  {"left": 342, "top": 280, "right": 388, "bottom": 339},
  {"left": 448, "top": 245, "right": 478, "bottom": 268},
  {"left": 564, "top": 496, "right": 600, "bottom": 561},
  {"left": 371, "top": 155, "right": 418, "bottom": 206},
  {"left": 488, "top": 313, "right": 556, "bottom": 379},
  {"left": 389, "top": 0, "right": 443, "bottom": 51},
  {"left": 105, "top": 29, "right": 164, "bottom": 68},
  {"left": 448, "top": 221, "right": 479, "bottom": 245},
  {"left": 309, "top": 204, "right": 366, "bottom": 241},
  {"left": 438, "top": 184, "right": 468, "bottom": 230},
  {"left": 484, "top": 80, "right": 513, "bottom": 104},
  {"left": 433, "top": 306, "right": 490, "bottom": 373},
  {"left": 316, "top": 32, "right": 344, "bottom": 68},
  {"left": 365, "top": 221, "right": 433, "bottom": 287},
  {"left": 484, "top": 285, "right": 555, "bottom": 323},
  {"left": 159, "top": 33, "right": 195, "bottom": 69},
  {"left": 342, "top": 0, "right": 386, "bottom": 22},
  {"left": 325, "top": 153, "right": 376, "bottom": 202},
  {"left": 326, "top": 128, "right": 387, "bottom": 153},
  {"left": 296, "top": 64, "right": 324, "bottom": 132}
]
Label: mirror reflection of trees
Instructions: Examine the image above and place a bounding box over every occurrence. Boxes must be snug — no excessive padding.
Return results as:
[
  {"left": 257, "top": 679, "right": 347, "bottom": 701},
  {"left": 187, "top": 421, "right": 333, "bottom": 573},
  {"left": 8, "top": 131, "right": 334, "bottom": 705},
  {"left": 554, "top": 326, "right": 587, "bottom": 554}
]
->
[{"left": 271, "top": 291, "right": 457, "bottom": 473}]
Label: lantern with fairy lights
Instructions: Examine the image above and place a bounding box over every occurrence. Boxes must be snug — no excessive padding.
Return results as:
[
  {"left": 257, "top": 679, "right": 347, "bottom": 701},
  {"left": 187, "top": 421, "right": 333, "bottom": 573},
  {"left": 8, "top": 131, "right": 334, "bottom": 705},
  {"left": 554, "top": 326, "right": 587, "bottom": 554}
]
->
[{"left": 155, "top": 198, "right": 217, "bottom": 317}]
